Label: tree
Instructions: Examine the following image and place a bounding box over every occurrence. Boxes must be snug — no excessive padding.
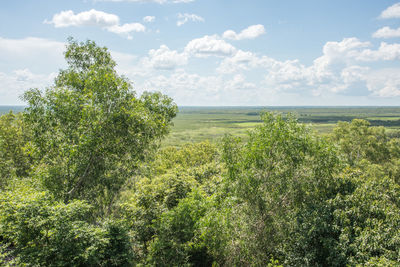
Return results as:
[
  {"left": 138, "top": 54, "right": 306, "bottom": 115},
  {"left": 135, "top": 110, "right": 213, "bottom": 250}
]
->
[
  {"left": 22, "top": 38, "right": 177, "bottom": 215},
  {"left": 221, "top": 113, "right": 341, "bottom": 265}
]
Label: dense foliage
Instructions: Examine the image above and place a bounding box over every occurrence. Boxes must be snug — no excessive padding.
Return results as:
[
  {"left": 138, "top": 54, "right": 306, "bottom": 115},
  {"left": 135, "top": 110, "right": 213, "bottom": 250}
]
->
[
  {"left": 1, "top": 39, "right": 399, "bottom": 266},
  {"left": 0, "top": 112, "right": 31, "bottom": 188},
  {"left": 22, "top": 38, "right": 177, "bottom": 215}
]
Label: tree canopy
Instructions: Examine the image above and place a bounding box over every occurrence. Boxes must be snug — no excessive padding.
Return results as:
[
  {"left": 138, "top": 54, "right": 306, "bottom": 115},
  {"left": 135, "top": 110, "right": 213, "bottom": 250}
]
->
[{"left": 22, "top": 38, "right": 177, "bottom": 214}]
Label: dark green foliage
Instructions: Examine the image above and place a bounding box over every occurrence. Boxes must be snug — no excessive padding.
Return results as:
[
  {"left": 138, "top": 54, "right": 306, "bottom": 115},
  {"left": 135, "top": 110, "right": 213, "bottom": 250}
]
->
[
  {"left": 0, "top": 181, "right": 133, "bottom": 266},
  {"left": 147, "top": 190, "right": 213, "bottom": 267},
  {"left": 286, "top": 167, "right": 400, "bottom": 266}
]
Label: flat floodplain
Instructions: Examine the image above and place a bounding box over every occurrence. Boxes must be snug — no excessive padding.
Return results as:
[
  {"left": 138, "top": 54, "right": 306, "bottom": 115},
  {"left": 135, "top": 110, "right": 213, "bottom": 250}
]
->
[
  {"left": 163, "top": 106, "right": 400, "bottom": 146},
  {"left": 2, "top": 105, "right": 400, "bottom": 147}
]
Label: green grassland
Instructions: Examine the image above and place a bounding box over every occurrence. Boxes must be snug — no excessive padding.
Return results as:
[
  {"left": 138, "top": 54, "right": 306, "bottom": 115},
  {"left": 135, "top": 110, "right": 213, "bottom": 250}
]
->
[
  {"left": 163, "top": 106, "right": 400, "bottom": 146},
  {"left": 2, "top": 105, "right": 400, "bottom": 147}
]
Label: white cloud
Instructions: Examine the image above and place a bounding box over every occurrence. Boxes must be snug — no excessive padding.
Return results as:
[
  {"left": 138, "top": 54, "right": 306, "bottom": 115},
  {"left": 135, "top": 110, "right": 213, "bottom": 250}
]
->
[
  {"left": 45, "top": 9, "right": 119, "bottom": 28},
  {"left": 227, "top": 74, "right": 256, "bottom": 91},
  {"left": 185, "top": 35, "right": 236, "bottom": 57},
  {"left": 319, "top": 37, "right": 371, "bottom": 64},
  {"left": 111, "top": 51, "right": 138, "bottom": 67},
  {"left": 379, "top": 3, "right": 400, "bottom": 19},
  {"left": 143, "top": 45, "right": 188, "bottom": 69},
  {"left": 332, "top": 66, "right": 369, "bottom": 93},
  {"left": 265, "top": 38, "right": 400, "bottom": 95},
  {"left": 373, "top": 26, "right": 400, "bottom": 38},
  {"left": 217, "top": 38, "right": 400, "bottom": 97},
  {"left": 217, "top": 50, "right": 258, "bottom": 73},
  {"left": 177, "top": 13, "right": 204, "bottom": 26},
  {"left": 3, "top": 33, "right": 400, "bottom": 105},
  {"left": 367, "top": 69, "right": 400, "bottom": 97},
  {"left": 139, "top": 37, "right": 400, "bottom": 102},
  {"left": 220, "top": 38, "right": 374, "bottom": 96},
  {"left": 107, "top": 23, "right": 145, "bottom": 39},
  {"left": 45, "top": 9, "right": 145, "bottom": 39},
  {"left": 143, "top": 16, "right": 155, "bottom": 23},
  {"left": 264, "top": 59, "right": 311, "bottom": 92},
  {"left": 0, "top": 69, "right": 57, "bottom": 105},
  {"left": 140, "top": 69, "right": 222, "bottom": 104},
  {"left": 340, "top": 66, "right": 369, "bottom": 85},
  {"left": 0, "top": 37, "right": 65, "bottom": 73},
  {"left": 308, "top": 38, "right": 370, "bottom": 83},
  {"left": 356, "top": 42, "right": 400, "bottom": 61},
  {"left": 278, "top": 39, "right": 372, "bottom": 94},
  {"left": 0, "top": 37, "right": 64, "bottom": 57},
  {"left": 216, "top": 38, "right": 369, "bottom": 95},
  {"left": 138, "top": 69, "right": 263, "bottom": 105},
  {"left": 223, "top": 24, "right": 266, "bottom": 40}
]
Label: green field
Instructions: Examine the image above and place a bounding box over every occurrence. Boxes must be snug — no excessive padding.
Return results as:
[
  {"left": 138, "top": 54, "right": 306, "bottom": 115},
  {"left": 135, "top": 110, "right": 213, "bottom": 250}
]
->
[
  {"left": 163, "top": 106, "right": 400, "bottom": 146},
  {"left": 2, "top": 105, "right": 400, "bottom": 147}
]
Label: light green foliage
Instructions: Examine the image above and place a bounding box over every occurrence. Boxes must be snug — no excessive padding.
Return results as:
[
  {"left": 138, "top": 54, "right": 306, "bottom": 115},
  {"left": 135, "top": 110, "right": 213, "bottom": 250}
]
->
[
  {"left": 332, "top": 119, "right": 390, "bottom": 165},
  {"left": 148, "top": 141, "right": 223, "bottom": 194},
  {"left": 22, "top": 38, "right": 177, "bottom": 213},
  {"left": 331, "top": 118, "right": 400, "bottom": 184},
  {"left": 267, "top": 258, "right": 283, "bottom": 267},
  {"left": 0, "top": 180, "right": 133, "bottom": 266},
  {"left": 0, "top": 112, "right": 31, "bottom": 187},
  {"left": 154, "top": 141, "right": 218, "bottom": 173},
  {"left": 362, "top": 256, "right": 399, "bottom": 267},
  {"left": 117, "top": 141, "right": 223, "bottom": 265}
]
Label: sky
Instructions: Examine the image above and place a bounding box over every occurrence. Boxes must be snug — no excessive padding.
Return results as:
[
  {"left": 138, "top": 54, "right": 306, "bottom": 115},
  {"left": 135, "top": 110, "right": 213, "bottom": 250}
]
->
[{"left": 1, "top": 0, "right": 400, "bottom": 106}]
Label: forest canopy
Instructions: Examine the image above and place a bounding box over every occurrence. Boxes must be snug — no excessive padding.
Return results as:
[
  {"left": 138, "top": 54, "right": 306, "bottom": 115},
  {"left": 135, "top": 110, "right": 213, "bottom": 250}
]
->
[{"left": 1, "top": 39, "right": 400, "bottom": 266}]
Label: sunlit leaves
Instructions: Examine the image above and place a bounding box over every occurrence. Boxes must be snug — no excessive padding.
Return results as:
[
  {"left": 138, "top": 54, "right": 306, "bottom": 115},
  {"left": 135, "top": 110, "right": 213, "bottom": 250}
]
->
[{"left": 22, "top": 39, "right": 177, "bottom": 213}]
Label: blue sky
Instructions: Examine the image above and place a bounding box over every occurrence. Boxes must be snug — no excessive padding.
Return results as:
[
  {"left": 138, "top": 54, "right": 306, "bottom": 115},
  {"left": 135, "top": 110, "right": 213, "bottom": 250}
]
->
[{"left": 1, "top": 0, "right": 400, "bottom": 106}]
